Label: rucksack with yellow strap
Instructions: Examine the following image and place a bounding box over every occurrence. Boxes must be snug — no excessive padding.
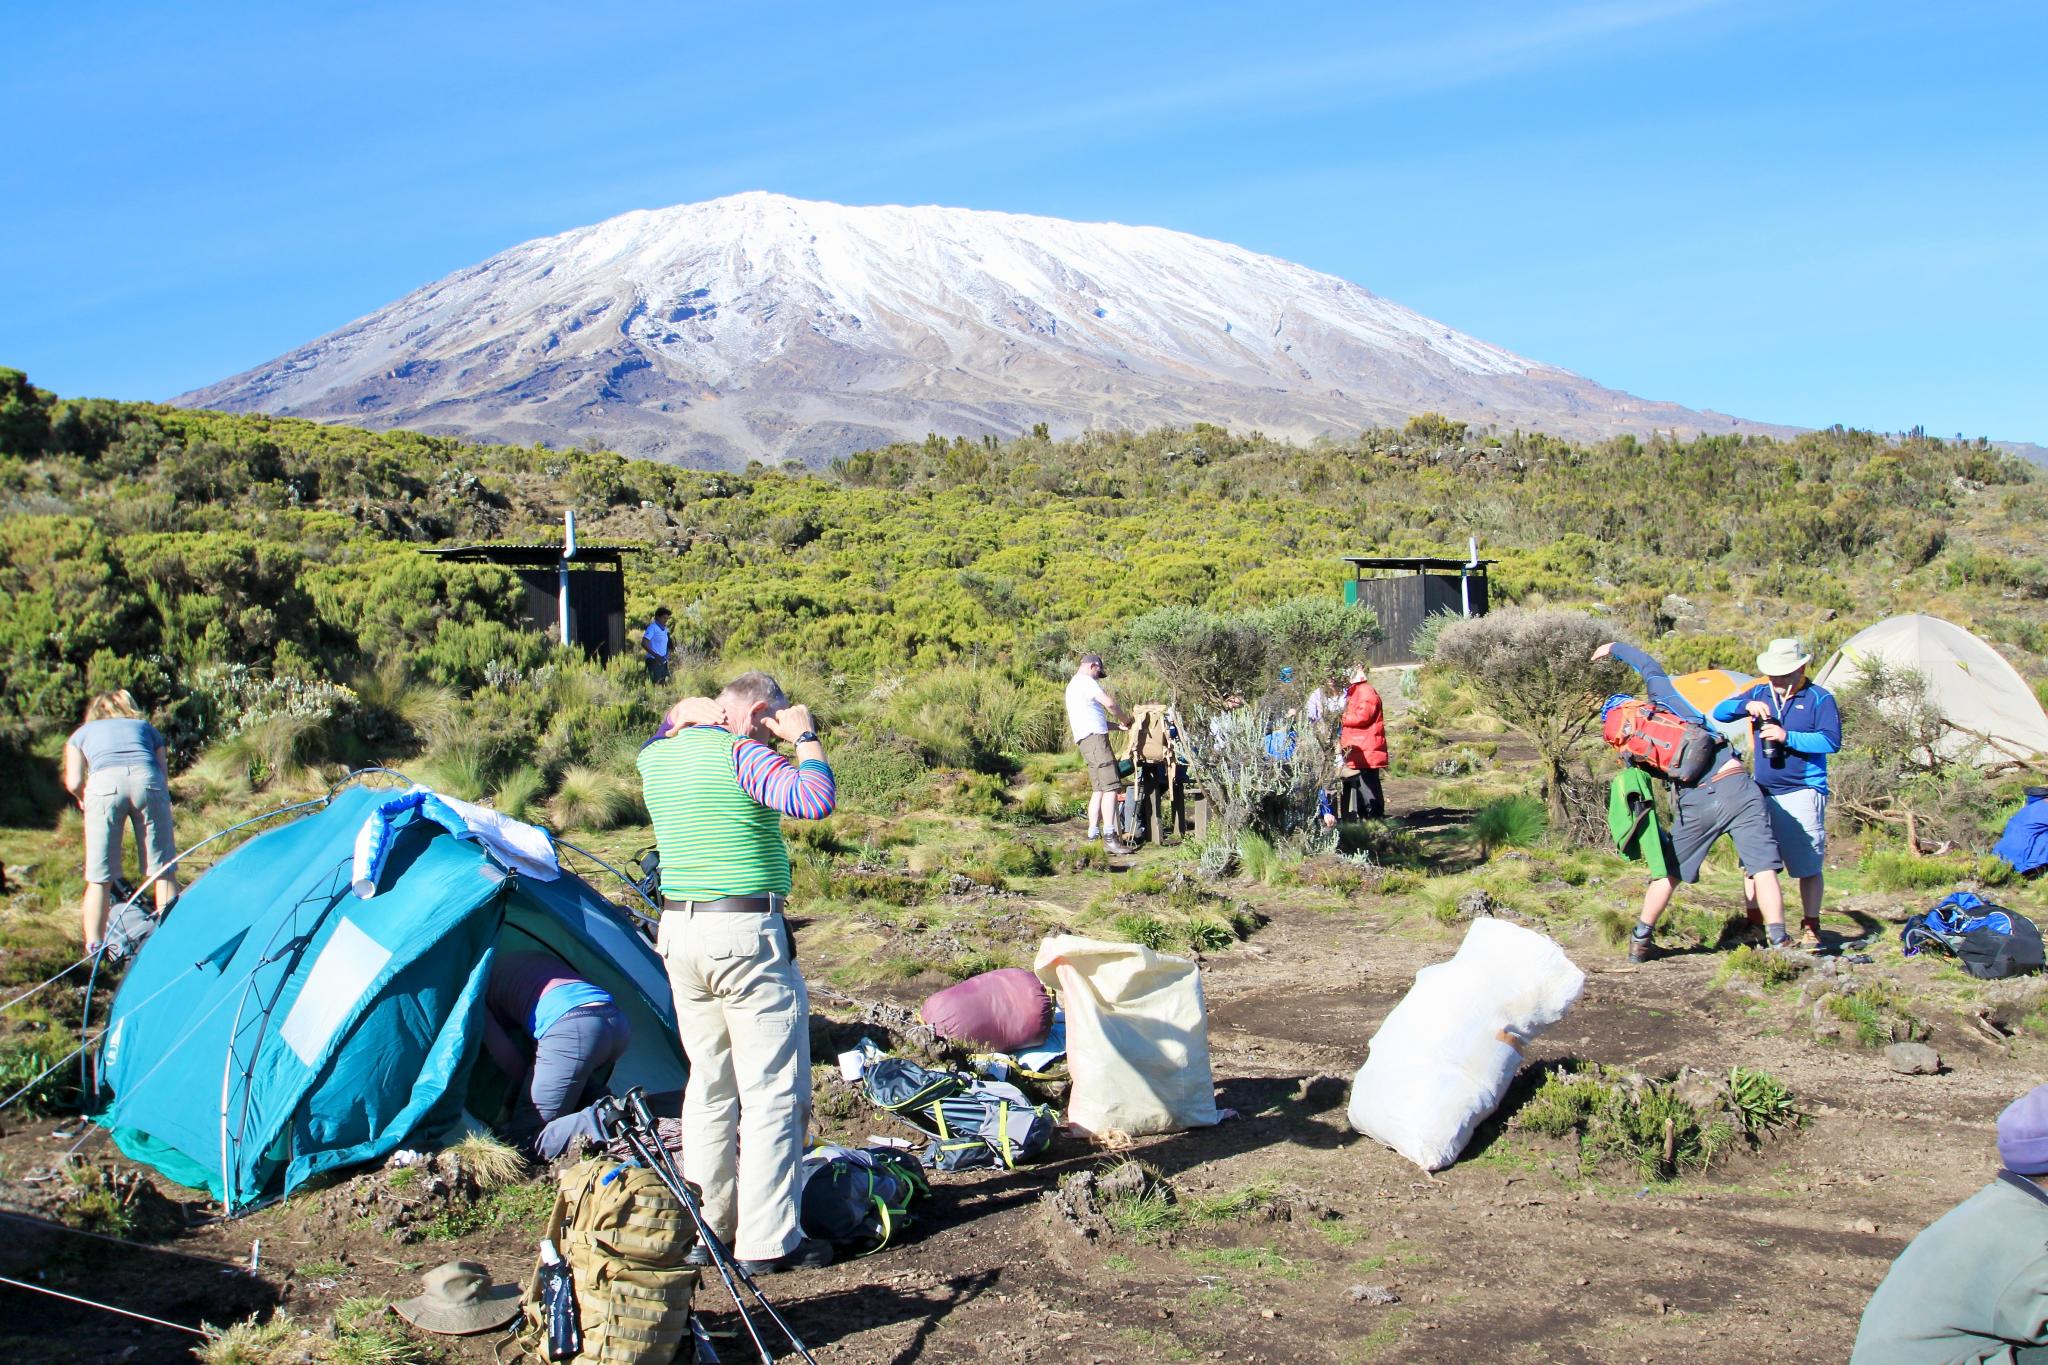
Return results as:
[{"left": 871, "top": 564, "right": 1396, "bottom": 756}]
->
[{"left": 516, "top": 1155, "right": 698, "bottom": 1363}]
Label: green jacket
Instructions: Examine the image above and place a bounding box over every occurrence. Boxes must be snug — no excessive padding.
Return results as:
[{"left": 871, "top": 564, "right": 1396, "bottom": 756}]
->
[
  {"left": 1853, "top": 1174, "right": 2048, "bottom": 1364},
  {"left": 1607, "top": 767, "right": 1676, "bottom": 879}
]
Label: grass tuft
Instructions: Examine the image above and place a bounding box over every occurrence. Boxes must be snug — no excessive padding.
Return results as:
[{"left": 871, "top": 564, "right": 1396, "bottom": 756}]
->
[
  {"left": 1469, "top": 795, "right": 1547, "bottom": 857},
  {"left": 448, "top": 1132, "right": 527, "bottom": 1191}
]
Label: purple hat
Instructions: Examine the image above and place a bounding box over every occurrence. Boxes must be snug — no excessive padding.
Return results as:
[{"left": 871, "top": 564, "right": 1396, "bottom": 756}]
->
[{"left": 1998, "top": 1084, "right": 2048, "bottom": 1174}]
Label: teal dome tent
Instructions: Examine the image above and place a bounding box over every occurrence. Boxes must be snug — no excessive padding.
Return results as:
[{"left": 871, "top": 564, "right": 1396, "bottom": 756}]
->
[{"left": 92, "top": 782, "right": 687, "bottom": 1212}]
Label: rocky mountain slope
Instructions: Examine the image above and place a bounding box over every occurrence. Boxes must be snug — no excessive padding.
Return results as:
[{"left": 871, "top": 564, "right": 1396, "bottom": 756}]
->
[{"left": 180, "top": 192, "right": 1792, "bottom": 467}]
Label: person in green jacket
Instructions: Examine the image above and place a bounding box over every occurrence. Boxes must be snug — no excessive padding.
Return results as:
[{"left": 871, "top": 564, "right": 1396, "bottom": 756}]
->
[{"left": 1852, "top": 1083, "right": 2048, "bottom": 1362}]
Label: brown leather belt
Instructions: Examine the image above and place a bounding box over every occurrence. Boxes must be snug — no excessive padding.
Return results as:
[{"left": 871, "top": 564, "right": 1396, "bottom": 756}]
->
[{"left": 662, "top": 894, "right": 785, "bottom": 914}]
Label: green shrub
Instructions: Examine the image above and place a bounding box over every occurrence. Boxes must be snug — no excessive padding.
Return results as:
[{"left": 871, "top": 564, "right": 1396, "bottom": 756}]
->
[
  {"left": 1011, "top": 782, "right": 1071, "bottom": 823},
  {"left": 1237, "top": 830, "right": 1279, "bottom": 885},
  {"left": 1181, "top": 917, "right": 1237, "bottom": 953},
  {"left": 1728, "top": 1065, "right": 1797, "bottom": 1134},
  {"left": 829, "top": 740, "right": 929, "bottom": 811},
  {"left": 549, "top": 765, "right": 640, "bottom": 831},
  {"left": 1469, "top": 795, "right": 1547, "bottom": 857},
  {"left": 942, "top": 771, "right": 1007, "bottom": 819},
  {"left": 491, "top": 766, "right": 547, "bottom": 822},
  {"left": 1513, "top": 1064, "right": 1744, "bottom": 1179},
  {"left": 1825, "top": 982, "right": 1927, "bottom": 1047},
  {"left": 1715, "top": 944, "right": 1808, "bottom": 987},
  {"left": 1112, "top": 913, "right": 1171, "bottom": 950},
  {"left": 1336, "top": 819, "right": 1424, "bottom": 867},
  {"left": 1860, "top": 850, "right": 1973, "bottom": 892}
]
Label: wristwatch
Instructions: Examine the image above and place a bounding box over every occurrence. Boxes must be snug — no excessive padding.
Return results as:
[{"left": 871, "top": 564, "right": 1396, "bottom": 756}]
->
[{"left": 795, "top": 730, "right": 819, "bottom": 745}]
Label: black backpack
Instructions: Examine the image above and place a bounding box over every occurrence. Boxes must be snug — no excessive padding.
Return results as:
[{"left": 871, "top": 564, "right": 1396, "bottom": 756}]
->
[
  {"left": 1902, "top": 893, "right": 2045, "bottom": 980},
  {"left": 799, "top": 1146, "right": 929, "bottom": 1256}
]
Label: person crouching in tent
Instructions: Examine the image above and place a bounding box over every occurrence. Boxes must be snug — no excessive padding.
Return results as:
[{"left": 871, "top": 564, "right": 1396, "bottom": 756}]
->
[{"left": 481, "top": 950, "right": 632, "bottom": 1160}]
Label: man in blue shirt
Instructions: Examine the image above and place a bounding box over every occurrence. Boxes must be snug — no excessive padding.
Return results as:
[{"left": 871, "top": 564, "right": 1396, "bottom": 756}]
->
[
  {"left": 1593, "top": 641, "right": 1792, "bottom": 962},
  {"left": 1711, "top": 638, "right": 1841, "bottom": 952}
]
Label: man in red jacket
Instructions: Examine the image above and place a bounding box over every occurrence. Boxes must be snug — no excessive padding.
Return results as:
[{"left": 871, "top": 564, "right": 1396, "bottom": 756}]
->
[{"left": 1338, "top": 665, "right": 1390, "bottom": 820}]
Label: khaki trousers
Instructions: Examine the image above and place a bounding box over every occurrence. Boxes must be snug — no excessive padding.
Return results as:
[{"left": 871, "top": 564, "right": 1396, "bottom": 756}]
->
[{"left": 656, "top": 908, "right": 811, "bottom": 1261}]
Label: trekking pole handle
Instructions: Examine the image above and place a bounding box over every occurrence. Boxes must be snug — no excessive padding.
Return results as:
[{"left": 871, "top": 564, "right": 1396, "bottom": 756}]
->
[
  {"left": 625, "top": 1085, "right": 658, "bottom": 1133},
  {"left": 592, "top": 1095, "right": 623, "bottom": 1140}
]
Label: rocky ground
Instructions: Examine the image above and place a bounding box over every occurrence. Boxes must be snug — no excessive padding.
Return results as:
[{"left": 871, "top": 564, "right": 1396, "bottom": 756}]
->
[{"left": 1, "top": 772, "right": 2039, "bottom": 1363}]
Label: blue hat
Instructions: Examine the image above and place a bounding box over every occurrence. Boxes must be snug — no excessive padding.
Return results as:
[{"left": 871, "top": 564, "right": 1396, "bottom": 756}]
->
[{"left": 1601, "top": 693, "right": 1634, "bottom": 720}]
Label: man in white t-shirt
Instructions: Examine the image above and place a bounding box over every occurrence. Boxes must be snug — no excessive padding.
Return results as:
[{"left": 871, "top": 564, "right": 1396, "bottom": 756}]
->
[{"left": 1066, "top": 653, "right": 1133, "bottom": 853}]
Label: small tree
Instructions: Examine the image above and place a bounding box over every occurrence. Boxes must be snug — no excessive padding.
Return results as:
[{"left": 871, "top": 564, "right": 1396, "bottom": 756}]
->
[
  {"left": 1829, "top": 656, "right": 2011, "bottom": 851},
  {"left": 1434, "top": 608, "right": 1628, "bottom": 822},
  {"left": 1113, "top": 595, "right": 1378, "bottom": 870}
]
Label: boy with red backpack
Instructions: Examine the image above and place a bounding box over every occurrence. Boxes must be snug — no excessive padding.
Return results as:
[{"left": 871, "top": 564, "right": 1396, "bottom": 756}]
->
[{"left": 1591, "top": 642, "right": 1793, "bottom": 962}]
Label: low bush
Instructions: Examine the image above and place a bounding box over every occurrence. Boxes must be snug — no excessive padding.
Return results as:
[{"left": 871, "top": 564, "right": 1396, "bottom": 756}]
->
[
  {"left": 1825, "top": 981, "right": 1927, "bottom": 1048},
  {"left": 1514, "top": 1063, "right": 1749, "bottom": 1179},
  {"left": 1469, "top": 795, "right": 1548, "bottom": 857},
  {"left": 1859, "top": 850, "right": 1976, "bottom": 893}
]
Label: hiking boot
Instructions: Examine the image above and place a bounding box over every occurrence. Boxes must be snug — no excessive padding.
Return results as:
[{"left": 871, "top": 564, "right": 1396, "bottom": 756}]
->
[
  {"left": 739, "top": 1237, "right": 833, "bottom": 1276},
  {"left": 684, "top": 1243, "right": 715, "bottom": 1269},
  {"left": 1798, "top": 919, "right": 1825, "bottom": 953},
  {"left": 1103, "top": 836, "right": 1135, "bottom": 857},
  {"left": 1627, "top": 932, "right": 1661, "bottom": 964}
]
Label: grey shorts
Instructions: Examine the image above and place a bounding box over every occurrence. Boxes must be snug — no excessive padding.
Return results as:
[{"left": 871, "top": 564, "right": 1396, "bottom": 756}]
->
[
  {"left": 1764, "top": 788, "right": 1828, "bottom": 879},
  {"left": 82, "top": 766, "right": 176, "bottom": 885},
  {"left": 1670, "top": 771, "right": 1783, "bottom": 884},
  {"left": 1077, "top": 732, "right": 1121, "bottom": 792}
]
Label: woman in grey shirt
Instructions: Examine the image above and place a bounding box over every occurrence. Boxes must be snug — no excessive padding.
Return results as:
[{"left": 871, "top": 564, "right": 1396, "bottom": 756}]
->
[{"left": 62, "top": 689, "right": 179, "bottom": 955}]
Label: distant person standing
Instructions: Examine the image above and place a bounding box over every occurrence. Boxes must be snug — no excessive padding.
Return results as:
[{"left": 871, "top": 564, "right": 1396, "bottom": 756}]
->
[
  {"left": 1066, "top": 653, "right": 1133, "bottom": 855},
  {"left": 480, "top": 951, "right": 632, "bottom": 1160},
  {"left": 1338, "top": 666, "right": 1389, "bottom": 820},
  {"left": 641, "top": 606, "right": 673, "bottom": 684},
  {"left": 637, "top": 672, "right": 836, "bottom": 1275},
  {"left": 1712, "top": 637, "right": 1841, "bottom": 951},
  {"left": 63, "top": 690, "right": 178, "bottom": 956}
]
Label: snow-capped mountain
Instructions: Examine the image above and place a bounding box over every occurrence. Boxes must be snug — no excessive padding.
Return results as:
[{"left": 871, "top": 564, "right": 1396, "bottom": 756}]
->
[{"left": 179, "top": 192, "right": 1785, "bottom": 466}]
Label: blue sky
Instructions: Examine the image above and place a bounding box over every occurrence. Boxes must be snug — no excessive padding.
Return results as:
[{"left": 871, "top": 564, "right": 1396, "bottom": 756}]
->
[{"left": 3, "top": 0, "right": 2042, "bottom": 441}]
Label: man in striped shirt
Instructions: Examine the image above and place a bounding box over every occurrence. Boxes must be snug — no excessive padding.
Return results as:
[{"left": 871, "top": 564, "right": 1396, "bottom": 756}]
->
[{"left": 637, "top": 671, "right": 836, "bottom": 1274}]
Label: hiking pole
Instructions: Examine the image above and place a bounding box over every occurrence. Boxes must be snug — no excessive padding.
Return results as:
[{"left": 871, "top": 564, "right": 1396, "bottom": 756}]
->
[
  {"left": 591, "top": 1096, "right": 778, "bottom": 1365},
  {"left": 619, "top": 1087, "right": 819, "bottom": 1365}
]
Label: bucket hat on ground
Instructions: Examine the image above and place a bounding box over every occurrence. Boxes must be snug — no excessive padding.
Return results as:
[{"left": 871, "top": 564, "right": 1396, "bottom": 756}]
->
[
  {"left": 1755, "top": 638, "right": 1812, "bottom": 676},
  {"left": 393, "top": 1260, "right": 522, "bottom": 1335}
]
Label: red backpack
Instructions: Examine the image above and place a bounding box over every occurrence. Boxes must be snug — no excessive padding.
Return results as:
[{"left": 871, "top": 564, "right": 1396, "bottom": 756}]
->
[{"left": 1602, "top": 700, "right": 1721, "bottom": 785}]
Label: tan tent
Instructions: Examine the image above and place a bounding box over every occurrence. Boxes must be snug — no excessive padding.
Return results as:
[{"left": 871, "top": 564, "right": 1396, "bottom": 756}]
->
[{"left": 1815, "top": 614, "right": 2048, "bottom": 766}]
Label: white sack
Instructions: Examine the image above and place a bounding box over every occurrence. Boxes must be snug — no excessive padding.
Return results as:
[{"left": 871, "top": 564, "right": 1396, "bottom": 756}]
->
[
  {"left": 1347, "top": 917, "right": 1584, "bottom": 1171},
  {"left": 1033, "top": 934, "right": 1220, "bottom": 1138}
]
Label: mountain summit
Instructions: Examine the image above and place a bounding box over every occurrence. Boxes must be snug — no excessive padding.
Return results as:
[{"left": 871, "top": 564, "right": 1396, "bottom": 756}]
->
[{"left": 180, "top": 192, "right": 1782, "bottom": 466}]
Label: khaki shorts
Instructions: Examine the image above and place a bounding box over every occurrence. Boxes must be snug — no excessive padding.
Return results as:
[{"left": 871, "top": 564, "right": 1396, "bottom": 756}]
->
[
  {"left": 1077, "top": 732, "right": 1121, "bottom": 793},
  {"left": 83, "top": 766, "right": 176, "bottom": 885},
  {"left": 1765, "top": 788, "right": 1828, "bottom": 880}
]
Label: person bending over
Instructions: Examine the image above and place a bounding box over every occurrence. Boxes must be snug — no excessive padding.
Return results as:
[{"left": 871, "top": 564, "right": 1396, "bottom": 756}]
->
[
  {"left": 481, "top": 951, "right": 632, "bottom": 1160},
  {"left": 1592, "top": 642, "right": 1791, "bottom": 962}
]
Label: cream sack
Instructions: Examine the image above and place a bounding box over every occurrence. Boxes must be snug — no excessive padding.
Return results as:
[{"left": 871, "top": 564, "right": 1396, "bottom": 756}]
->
[
  {"left": 1033, "top": 935, "right": 1221, "bottom": 1138},
  {"left": 1346, "top": 917, "right": 1585, "bottom": 1171}
]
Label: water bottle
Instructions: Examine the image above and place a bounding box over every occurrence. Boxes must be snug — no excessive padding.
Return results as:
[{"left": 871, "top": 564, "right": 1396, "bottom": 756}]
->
[{"left": 538, "top": 1238, "right": 582, "bottom": 1360}]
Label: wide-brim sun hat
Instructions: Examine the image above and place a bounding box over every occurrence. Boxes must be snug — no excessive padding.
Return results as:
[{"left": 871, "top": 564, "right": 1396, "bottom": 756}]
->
[
  {"left": 1755, "top": 638, "right": 1812, "bottom": 676},
  {"left": 392, "top": 1260, "right": 522, "bottom": 1335}
]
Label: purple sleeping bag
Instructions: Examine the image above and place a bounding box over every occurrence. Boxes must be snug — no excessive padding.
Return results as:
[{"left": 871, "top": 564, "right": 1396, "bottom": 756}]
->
[{"left": 921, "top": 968, "right": 1055, "bottom": 1053}]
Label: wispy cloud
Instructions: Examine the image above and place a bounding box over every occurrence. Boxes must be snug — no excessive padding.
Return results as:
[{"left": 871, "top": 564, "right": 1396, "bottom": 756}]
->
[{"left": 870, "top": 0, "right": 1741, "bottom": 163}]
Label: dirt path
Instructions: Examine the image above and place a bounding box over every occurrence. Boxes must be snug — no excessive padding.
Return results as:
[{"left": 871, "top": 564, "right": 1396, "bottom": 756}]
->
[{"left": 3, "top": 881, "right": 2028, "bottom": 1364}]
